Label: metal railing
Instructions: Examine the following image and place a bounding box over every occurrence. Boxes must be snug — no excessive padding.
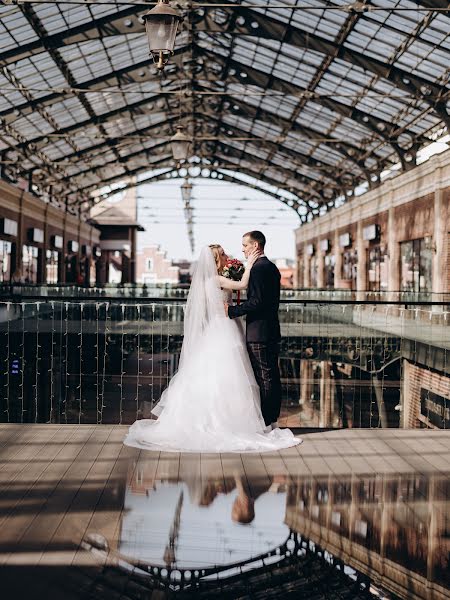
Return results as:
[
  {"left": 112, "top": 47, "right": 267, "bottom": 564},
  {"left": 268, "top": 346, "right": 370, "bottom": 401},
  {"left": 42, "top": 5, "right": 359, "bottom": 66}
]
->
[{"left": 0, "top": 298, "right": 448, "bottom": 428}]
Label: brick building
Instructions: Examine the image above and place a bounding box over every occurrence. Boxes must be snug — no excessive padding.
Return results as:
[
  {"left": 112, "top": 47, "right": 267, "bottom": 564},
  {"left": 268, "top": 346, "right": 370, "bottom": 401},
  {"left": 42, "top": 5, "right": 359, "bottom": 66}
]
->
[
  {"left": 136, "top": 245, "right": 180, "bottom": 284},
  {"left": 295, "top": 149, "right": 450, "bottom": 296}
]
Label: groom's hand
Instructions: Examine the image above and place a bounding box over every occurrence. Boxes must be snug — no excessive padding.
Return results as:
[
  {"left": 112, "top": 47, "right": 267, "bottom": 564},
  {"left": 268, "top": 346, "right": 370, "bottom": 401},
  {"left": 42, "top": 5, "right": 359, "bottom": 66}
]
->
[{"left": 224, "top": 302, "right": 229, "bottom": 316}]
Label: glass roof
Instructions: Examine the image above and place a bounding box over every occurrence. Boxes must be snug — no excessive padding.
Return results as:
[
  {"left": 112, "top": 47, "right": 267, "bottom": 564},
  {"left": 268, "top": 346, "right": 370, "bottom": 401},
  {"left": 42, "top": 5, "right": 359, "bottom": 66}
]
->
[{"left": 0, "top": 0, "right": 448, "bottom": 220}]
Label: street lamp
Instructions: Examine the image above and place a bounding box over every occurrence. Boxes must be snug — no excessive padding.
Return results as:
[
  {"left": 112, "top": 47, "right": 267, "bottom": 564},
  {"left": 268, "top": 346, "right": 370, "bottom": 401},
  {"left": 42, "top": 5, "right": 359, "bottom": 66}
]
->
[
  {"left": 181, "top": 179, "right": 193, "bottom": 203},
  {"left": 171, "top": 126, "right": 191, "bottom": 164},
  {"left": 143, "top": 0, "right": 182, "bottom": 71}
]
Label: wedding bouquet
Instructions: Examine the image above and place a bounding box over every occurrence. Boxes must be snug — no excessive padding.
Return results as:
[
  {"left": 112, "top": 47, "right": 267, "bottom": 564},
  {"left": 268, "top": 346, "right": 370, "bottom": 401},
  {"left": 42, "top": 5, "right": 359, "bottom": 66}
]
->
[{"left": 222, "top": 258, "right": 245, "bottom": 281}]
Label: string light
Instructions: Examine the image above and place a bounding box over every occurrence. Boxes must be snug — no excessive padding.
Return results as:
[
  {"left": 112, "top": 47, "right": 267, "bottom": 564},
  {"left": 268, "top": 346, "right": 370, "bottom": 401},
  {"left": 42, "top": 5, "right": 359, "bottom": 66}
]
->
[
  {"left": 0, "top": 298, "right": 446, "bottom": 429},
  {"left": 34, "top": 301, "right": 40, "bottom": 423},
  {"left": 119, "top": 303, "right": 125, "bottom": 425},
  {"left": 135, "top": 304, "right": 142, "bottom": 422},
  {"left": 100, "top": 302, "right": 111, "bottom": 423},
  {"left": 4, "top": 302, "right": 11, "bottom": 422},
  {"left": 95, "top": 302, "right": 101, "bottom": 424},
  {"left": 78, "top": 303, "right": 84, "bottom": 424},
  {"left": 63, "top": 301, "right": 69, "bottom": 423},
  {"left": 49, "top": 300, "right": 55, "bottom": 423},
  {"left": 20, "top": 302, "right": 25, "bottom": 423}
]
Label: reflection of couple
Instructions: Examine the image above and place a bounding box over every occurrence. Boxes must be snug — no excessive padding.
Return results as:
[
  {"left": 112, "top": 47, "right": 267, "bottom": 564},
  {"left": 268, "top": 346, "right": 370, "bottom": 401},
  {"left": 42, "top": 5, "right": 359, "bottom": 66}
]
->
[
  {"left": 125, "top": 231, "right": 300, "bottom": 453},
  {"left": 187, "top": 472, "right": 286, "bottom": 525}
]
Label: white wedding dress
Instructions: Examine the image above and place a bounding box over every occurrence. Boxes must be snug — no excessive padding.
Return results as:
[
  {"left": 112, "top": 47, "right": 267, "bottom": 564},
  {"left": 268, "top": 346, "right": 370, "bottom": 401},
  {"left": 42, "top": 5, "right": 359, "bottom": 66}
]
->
[{"left": 124, "top": 246, "right": 301, "bottom": 453}]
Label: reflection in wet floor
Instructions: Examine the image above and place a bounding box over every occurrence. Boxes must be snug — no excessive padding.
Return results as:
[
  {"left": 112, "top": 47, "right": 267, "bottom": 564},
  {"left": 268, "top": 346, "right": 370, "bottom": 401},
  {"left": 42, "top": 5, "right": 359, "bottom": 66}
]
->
[
  {"left": 77, "top": 456, "right": 448, "bottom": 599},
  {"left": 1, "top": 425, "right": 449, "bottom": 600}
]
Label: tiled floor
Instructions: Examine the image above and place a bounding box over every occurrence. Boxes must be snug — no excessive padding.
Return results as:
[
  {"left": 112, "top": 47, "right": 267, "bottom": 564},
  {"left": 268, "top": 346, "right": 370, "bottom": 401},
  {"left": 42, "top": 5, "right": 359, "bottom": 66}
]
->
[{"left": 0, "top": 425, "right": 449, "bottom": 599}]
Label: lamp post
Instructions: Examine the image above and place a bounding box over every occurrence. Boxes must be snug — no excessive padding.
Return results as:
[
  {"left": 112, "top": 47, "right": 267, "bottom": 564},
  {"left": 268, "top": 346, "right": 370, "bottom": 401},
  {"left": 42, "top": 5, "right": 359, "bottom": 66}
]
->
[
  {"left": 143, "top": 0, "right": 182, "bottom": 71},
  {"left": 181, "top": 179, "right": 193, "bottom": 203},
  {"left": 180, "top": 179, "right": 194, "bottom": 253},
  {"left": 170, "top": 126, "right": 191, "bottom": 164}
]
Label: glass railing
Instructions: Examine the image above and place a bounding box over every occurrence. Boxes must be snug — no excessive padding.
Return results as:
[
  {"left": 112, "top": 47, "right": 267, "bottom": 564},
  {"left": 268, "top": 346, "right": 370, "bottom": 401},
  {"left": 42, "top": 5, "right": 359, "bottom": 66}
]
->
[
  {"left": 0, "top": 298, "right": 448, "bottom": 428},
  {"left": 1, "top": 283, "right": 449, "bottom": 304}
]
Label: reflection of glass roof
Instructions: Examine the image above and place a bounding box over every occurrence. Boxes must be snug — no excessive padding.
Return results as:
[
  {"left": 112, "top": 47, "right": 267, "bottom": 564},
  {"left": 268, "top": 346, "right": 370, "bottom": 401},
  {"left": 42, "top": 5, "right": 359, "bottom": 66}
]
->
[{"left": 1, "top": 0, "right": 448, "bottom": 220}]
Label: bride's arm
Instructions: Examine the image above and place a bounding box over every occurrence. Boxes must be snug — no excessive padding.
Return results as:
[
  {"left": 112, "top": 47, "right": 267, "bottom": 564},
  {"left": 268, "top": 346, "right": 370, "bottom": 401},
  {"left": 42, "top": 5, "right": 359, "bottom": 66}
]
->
[{"left": 217, "top": 250, "right": 260, "bottom": 291}]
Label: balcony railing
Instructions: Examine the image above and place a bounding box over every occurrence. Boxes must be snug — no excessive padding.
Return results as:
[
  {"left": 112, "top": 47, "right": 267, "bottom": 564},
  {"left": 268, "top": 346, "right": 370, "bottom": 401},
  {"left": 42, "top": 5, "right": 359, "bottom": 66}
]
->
[
  {"left": 0, "top": 296, "right": 448, "bottom": 428},
  {"left": 2, "top": 283, "right": 449, "bottom": 304}
]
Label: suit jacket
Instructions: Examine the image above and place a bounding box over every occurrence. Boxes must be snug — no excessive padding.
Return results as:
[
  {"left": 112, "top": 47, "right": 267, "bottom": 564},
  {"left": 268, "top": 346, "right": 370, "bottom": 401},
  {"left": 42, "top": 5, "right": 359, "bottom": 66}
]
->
[{"left": 228, "top": 256, "right": 281, "bottom": 343}]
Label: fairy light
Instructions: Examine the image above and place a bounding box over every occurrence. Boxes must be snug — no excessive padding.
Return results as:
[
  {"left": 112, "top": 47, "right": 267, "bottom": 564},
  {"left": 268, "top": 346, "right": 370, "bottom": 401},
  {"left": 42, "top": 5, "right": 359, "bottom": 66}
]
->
[
  {"left": 150, "top": 303, "right": 155, "bottom": 410},
  {"left": 95, "top": 302, "right": 101, "bottom": 424},
  {"left": 63, "top": 301, "right": 69, "bottom": 423},
  {"left": 4, "top": 302, "right": 11, "bottom": 422},
  {"left": 99, "top": 302, "right": 111, "bottom": 424},
  {"left": 49, "top": 300, "right": 55, "bottom": 423},
  {"left": 166, "top": 304, "right": 171, "bottom": 393},
  {"left": 369, "top": 305, "right": 376, "bottom": 428},
  {"left": 20, "top": 302, "right": 25, "bottom": 423},
  {"left": 34, "top": 301, "right": 41, "bottom": 423},
  {"left": 119, "top": 303, "right": 126, "bottom": 425},
  {"left": 78, "top": 303, "right": 84, "bottom": 424},
  {"left": 135, "top": 304, "right": 142, "bottom": 421}
]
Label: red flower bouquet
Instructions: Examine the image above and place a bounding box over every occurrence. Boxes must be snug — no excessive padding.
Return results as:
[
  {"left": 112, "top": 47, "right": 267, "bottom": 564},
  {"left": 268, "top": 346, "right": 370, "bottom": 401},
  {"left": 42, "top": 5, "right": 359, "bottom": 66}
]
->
[
  {"left": 222, "top": 259, "right": 245, "bottom": 304},
  {"left": 222, "top": 258, "right": 245, "bottom": 281}
]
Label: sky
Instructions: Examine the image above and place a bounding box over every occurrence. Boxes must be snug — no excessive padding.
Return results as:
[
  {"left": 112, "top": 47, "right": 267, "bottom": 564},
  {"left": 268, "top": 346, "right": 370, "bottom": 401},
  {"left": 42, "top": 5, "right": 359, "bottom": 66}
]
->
[{"left": 136, "top": 178, "right": 300, "bottom": 261}]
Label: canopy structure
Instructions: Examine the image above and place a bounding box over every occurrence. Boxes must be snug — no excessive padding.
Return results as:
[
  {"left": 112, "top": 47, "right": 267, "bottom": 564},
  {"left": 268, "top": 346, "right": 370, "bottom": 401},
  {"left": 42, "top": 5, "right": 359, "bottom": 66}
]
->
[{"left": 0, "top": 0, "right": 449, "bottom": 221}]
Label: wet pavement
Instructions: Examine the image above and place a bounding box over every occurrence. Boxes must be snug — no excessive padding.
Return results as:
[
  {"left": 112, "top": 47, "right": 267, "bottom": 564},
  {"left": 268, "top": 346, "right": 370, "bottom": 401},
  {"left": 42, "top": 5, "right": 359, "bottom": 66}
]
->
[{"left": 0, "top": 425, "right": 449, "bottom": 599}]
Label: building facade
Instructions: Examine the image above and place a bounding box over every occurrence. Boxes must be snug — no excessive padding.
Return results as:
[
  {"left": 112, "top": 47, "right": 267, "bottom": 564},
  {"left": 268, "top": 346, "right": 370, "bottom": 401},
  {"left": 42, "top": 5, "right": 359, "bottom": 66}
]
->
[
  {"left": 0, "top": 179, "right": 101, "bottom": 285},
  {"left": 136, "top": 246, "right": 180, "bottom": 284},
  {"left": 295, "top": 150, "right": 450, "bottom": 295}
]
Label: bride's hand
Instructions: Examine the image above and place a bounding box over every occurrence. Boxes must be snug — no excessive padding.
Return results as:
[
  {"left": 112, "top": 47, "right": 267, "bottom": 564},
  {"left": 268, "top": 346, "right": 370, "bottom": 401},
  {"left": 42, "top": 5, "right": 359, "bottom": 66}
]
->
[{"left": 246, "top": 248, "right": 262, "bottom": 268}]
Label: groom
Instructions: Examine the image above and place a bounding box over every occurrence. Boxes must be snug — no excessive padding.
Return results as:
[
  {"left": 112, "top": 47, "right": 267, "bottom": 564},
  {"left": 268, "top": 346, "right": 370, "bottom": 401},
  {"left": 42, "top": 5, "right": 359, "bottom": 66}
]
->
[{"left": 225, "top": 231, "right": 282, "bottom": 428}]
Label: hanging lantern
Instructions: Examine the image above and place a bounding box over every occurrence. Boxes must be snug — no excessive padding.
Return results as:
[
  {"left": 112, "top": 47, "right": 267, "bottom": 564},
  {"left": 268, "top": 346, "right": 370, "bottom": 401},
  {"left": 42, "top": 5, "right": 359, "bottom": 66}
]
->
[
  {"left": 181, "top": 179, "right": 193, "bottom": 203},
  {"left": 171, "top": 126, "right": 191, "bottom": 164},
  {"left": 143, "top": 0, "right": 182, "bottom": 71}
]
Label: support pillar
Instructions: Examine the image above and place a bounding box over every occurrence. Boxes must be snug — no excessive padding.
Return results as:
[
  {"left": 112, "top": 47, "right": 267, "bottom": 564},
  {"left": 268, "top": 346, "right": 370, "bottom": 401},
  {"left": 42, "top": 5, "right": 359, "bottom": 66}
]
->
[
  {"left": 319, "top": 360, "right": 334, "bottom": 428},
  {"left": 304, "top": 244, "right": 311, "bottom": 288},
  {"left": 317, "top": 248, "right": 325, "bottom": 289},
  {"left": 356, "top": 221, "right": 367, "bottom": 297},
  {"left": 16, "top": 190, "right": 25, "bottom": 277},
  {"left": 300, "top": 360, "right": 315, "bottom": 424},
  {"left": 432, "top": 187, "right": 447, "bottom": 295},
  {"left": 387, "top": 206, "right": 400, "bottom": 297},
  {"left": 334, "top": 230, "right": 342, "bottom": 289}
]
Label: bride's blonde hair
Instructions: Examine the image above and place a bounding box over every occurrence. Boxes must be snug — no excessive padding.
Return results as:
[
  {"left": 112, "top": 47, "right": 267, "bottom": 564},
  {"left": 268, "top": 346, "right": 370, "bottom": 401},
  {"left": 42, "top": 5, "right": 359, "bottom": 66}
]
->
[{"left": 209, "top": 244, "right": 223, "bottom": 274}]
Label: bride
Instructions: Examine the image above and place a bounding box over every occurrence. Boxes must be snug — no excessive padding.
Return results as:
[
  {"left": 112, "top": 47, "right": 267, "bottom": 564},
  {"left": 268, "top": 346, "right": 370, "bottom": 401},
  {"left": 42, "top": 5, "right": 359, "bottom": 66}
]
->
[{"left": 124, "top": 244, "right": 301, "bottom": 453}]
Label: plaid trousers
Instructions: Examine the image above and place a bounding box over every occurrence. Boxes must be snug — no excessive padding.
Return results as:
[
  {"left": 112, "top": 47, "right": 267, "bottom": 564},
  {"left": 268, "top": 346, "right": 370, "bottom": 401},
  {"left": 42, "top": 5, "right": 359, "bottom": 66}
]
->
[{"left": 247, "top": 341, "right": 281, "bottom": 426}]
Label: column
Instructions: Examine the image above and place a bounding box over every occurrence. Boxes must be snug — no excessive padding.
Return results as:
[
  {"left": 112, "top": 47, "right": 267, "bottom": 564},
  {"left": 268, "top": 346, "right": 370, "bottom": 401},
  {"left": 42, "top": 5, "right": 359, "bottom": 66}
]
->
[
  {"left": 40, "top": 203, "right": 49, "bottom": 285},
  {"left": 16, "top": 190, "right": 25, "bottom": 277},
  {"left": 130, "top": 227, "right": 137, "bottom": 284},
  {"left": 317, "top": 246, "right": 325, "bottom": 288},
  {"left": 300, "top": 360, "right": 315, "bottom": 424},
  {"left": 387, "top": 206, "right": 400, "bottom": 297},
  {"left": 319, "top": 360, "right": 334, "bottom": 427},
  {"left": 356, "top": 221, "right": 366, "bottom": 297},
  {"left": 334, "top": 229, "right": 342, "bottom": 289},
  {"left": 303, "top": 243, "right": 311, "bottom": 288},
  {"left": 432, "top": 187, "right": 446, "bottom": 295}
]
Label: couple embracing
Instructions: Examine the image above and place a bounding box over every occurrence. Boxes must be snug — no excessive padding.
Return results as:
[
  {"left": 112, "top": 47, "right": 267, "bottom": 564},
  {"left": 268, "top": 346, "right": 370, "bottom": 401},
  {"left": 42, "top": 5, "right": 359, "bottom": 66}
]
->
[{"left": 125, "top": 231, "right": 300, "bottom": 453}]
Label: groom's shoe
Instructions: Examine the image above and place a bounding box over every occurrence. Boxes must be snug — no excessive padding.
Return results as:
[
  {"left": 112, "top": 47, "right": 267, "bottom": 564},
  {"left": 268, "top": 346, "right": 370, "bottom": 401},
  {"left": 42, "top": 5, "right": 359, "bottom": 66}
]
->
[{"left": 270, "top": 421, "right": 279, "bottom": 430}]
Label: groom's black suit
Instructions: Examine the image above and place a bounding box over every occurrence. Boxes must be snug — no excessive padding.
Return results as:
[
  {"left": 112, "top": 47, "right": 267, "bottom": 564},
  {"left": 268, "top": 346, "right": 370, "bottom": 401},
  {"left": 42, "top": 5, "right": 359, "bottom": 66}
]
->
[{"left": 228, "top": 256, "right": 282, "bottom": 426}]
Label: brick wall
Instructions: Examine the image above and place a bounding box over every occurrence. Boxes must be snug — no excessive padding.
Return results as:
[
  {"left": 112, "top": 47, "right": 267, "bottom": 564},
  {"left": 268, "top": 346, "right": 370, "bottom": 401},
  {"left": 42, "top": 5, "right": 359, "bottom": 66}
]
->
[{"left": 403, "top": 360, "right": 450, "bottom": 428}]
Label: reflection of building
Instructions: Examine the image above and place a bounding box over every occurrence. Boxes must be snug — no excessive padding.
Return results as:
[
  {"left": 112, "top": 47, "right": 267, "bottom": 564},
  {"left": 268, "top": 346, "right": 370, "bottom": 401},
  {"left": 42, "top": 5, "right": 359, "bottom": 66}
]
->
[
  {"left": 403, "top": 361, "right": 450, "bottom": 428},
  {"left": 80, "top": 457, "right": 450, "bottom": 599},
  {"left": 286, "top": 471, "right": 449, "bottom": 600},
  {"left": 295, "top": 151, "right": 450, "bottom": 294},
  {"left": 275, "top": 258, "right": 295, "bottom": 288},
  {"left": 136, "top": 245, "right": 180, "bottom": 284}
]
